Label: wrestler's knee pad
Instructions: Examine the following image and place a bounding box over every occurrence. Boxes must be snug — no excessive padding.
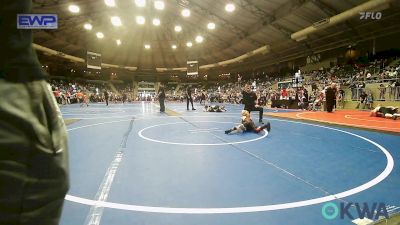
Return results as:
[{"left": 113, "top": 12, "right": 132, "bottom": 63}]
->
[{"left": 237, "top": 124, "right": 246, "bottom": 132}]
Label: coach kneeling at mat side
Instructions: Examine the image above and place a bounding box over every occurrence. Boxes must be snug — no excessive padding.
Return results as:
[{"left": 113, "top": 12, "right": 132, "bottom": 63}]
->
[
  {"left": 242, "top": 84, "right": 263, "bottom": 123},
  {"left": 325, "top": 83, "right": 337, "bottom": 113}
]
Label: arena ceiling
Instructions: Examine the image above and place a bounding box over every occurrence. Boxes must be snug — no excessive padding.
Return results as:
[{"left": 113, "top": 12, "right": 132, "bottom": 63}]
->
[{"left": 32, "top": 0, "right": 400, "bottom": 72}]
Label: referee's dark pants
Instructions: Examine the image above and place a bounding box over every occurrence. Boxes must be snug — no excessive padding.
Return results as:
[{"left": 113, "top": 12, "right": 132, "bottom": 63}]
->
[
  {"left": 159, "top": 98, "right": 165, "bottom": 112},
  {"left": 244, "top": 105, "right": 264, "bottom": 122},
  {"left": 0, "top": 79, "right": 69, "bottom": 225},
  {"left": 187, "top": 96, "right": 194, "bottom": 110}
]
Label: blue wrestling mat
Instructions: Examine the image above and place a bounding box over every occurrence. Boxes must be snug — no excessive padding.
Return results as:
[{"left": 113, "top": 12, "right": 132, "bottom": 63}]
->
[{"left": 60, "top": 102, "right": 400, "bottom": 225}]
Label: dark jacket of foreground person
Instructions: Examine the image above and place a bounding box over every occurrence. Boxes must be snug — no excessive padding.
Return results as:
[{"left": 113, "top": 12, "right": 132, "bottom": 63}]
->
[{"left": 0, "top": 1, "right": 69, "bottom": 225}]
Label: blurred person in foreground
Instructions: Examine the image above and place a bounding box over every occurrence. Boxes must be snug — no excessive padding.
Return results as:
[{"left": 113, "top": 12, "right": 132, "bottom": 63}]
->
[{"left": 0, "top": 1, "right": 69, "bottom": 225}]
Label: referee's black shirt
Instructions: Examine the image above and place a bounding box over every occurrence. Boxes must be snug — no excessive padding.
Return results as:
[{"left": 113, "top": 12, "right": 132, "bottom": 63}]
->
[{"left": 242, "top": 91, "right": 257, "bottom": 109}]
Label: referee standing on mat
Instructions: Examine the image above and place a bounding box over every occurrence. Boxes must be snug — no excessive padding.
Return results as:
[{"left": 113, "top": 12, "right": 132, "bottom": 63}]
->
[
  {"left": 104, "top": 89, "right": 109, "bottom": 106},
  {"left": 186, "top": 85, "right": 196, "bottom": 110},
  {"left": 157, "top": 86, "right": 166, "bottom": 112},
  {"left": 242, "top": 84, "right": 264, "bottom": 123},
  {"left": 0, "top": 1, "right": 69, "bottom": 225}
]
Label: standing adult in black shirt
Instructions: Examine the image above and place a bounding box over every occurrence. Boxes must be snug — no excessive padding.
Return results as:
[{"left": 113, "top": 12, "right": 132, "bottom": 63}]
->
[
  {"left": 0, "top": 1, "right": 69, "bottom": 225},
  {"left": 200, "top": 91, "right": 206, "bottom": 105},
  {"left": 358, "top": 90, "right": 368, "bottom": 109},
  {"left": 104, "top": 90, "right": 109, "bottom": 106},
  {"left": 186, "top": 86, "right": 196, "bottom": 110},
  {"left": 325, "top": 83, "right": 337, "bottom": 112},
  {"left": 242, "top": 84, "right": 263, "bottom": 123},
  {"left": 303, "top": 88, "right": 309, "bottom": 109},
  {"left": 122, "top": 92, "right": 127, "bottom": 104},
  {"left": 158, "top": 86, "right": 166, "bottom": 112}
]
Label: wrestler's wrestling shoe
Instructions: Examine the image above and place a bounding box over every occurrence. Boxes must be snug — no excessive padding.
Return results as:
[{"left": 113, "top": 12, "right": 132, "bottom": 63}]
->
[
  {"left": 255, "top": 122, "right": 271, "bottom": 133},
  {"left": 225, "top": 127, "right": 237, "bottom": 134},
  {"left": 263, "top": 122, "right": 271, "bottom": 133}
]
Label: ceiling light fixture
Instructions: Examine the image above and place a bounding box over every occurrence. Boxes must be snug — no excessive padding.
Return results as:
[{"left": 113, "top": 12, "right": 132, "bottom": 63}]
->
[
  {"left": 136, "top": 16, "right": 145, "bottom": 25},
  {"left": 104, "top": 0, "right": 116, "bottom": 7},
  {"left": 144, "top": 44, "right": 151, "bottom": 49},
  {"left": 154, "top": 0, "right": 165, "bottom": 10},
  {"left": 116, "top": 39, "right": 122, "bottom": 45},
  {"left": 186, "top": 42, "right": 192, "bottom": 47},
  {"left": 174, "top": 25, "right": 182, "bottom": 32},
  {"left": 181, "top": 9, "right": 190, "bottom": 17},
  {"left": 96, "top": 32, "right": 104, "bottom": 39},
  {"left": 111, "top": 16, "right": 122, "bottom": 26},
  {"left": 68, "top": 5, "right": 80, "bottom": 13},
  {"left": 207, "top": 22, "right": 215, "bottom": 30},
  {"left": 84, "top": 23, "right": 92, "bottom": 30},
  {"left": 195, "top": 35, "right": 204, "bottom": 43},
  {"left": 172, "top": 44, "right": 177, "bottom": 49},
  {"left": 152, "top": 18, "right": 160, "bottom": 26},
  {"left": 135, "top": 0, "right": 146, "bottom": 7},
  {"left": 225, "top": 3, "right": 235, "bottom": 12}
]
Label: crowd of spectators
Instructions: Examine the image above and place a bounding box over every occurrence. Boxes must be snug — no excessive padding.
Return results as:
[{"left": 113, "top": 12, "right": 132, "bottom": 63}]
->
[
  {"left": 50, "top": 56, "right": 400, "bottom": 110},
  {"left": 50, "top": 79, "right": 135, "bottom": 105},
  {"left": 162, "top": 58, "right": 399, "bottom": 110}
]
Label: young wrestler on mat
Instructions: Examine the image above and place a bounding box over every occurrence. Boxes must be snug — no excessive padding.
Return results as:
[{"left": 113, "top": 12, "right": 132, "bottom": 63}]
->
[
  {"left": 225, "top": 110, "right": 271, "bottom": 134},
  {"left": 203, "top": 105, "right": 226, "bottom": 112},
  {"left": 370, "top": 106, "right": 399, "bottom": 120}
]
